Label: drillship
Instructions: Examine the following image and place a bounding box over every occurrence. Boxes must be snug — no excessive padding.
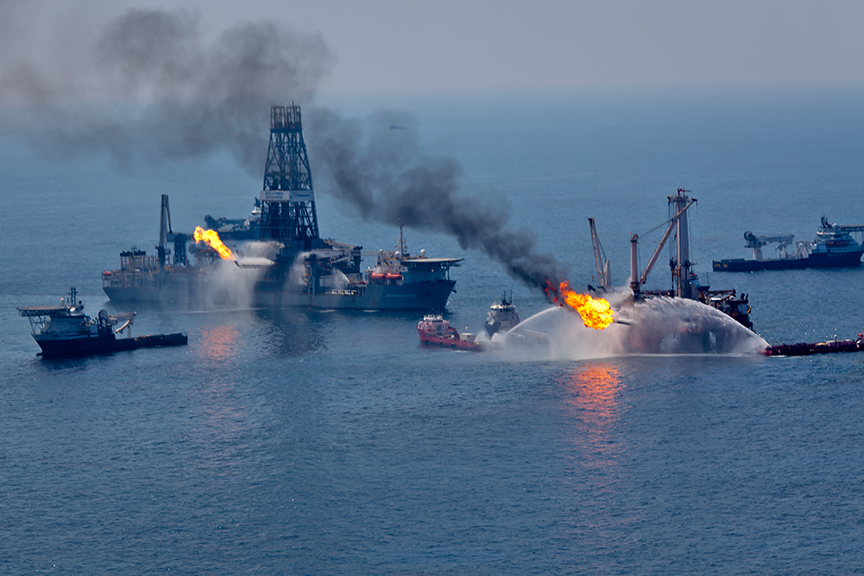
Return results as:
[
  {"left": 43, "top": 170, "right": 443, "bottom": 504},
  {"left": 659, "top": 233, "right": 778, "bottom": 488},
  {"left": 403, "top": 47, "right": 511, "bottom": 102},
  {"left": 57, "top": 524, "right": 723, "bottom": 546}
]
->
[{"left": 102, "top": 105, "right": 462, "bottom": 310}]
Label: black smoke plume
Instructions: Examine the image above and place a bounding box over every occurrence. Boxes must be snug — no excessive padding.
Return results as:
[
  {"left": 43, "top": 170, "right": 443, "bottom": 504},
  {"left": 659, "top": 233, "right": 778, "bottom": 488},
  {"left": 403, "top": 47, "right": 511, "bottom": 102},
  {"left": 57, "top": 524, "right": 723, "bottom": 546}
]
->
[
  {"left": 0, "top": 4, "right": 568, "bottom": 290},
  {"left": 0, "top": 6, "right": 333, "bottom": 174},
  {"left": 307, "top": 108, "right": 569, "bottom": 289}
]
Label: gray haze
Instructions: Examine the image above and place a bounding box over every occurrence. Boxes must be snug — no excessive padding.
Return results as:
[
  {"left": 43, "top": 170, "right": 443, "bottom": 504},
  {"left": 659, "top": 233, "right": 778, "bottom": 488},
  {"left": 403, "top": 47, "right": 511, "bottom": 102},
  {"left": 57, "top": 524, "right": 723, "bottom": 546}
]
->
[
  {"left": 0, "top": 6, "right": 333, "bottom": 173},
  {"left": 113, "top": 0, "right": 864, "bottom": 94}
]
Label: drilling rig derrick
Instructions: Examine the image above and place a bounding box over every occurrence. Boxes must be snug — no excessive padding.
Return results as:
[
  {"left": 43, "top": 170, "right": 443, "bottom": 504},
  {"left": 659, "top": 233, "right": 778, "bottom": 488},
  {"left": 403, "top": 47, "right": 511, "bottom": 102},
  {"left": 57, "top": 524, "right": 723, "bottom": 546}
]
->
[{"left": 259, "top": 104, "right": 323, "bottom": 253}]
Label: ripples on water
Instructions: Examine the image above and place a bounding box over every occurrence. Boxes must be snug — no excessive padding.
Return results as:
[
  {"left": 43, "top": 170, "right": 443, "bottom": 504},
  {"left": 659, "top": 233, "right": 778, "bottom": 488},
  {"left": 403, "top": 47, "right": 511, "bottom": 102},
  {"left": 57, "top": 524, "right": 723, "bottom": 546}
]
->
[{"left": 5, "top": 303, "right": 864, "bottom": 574}]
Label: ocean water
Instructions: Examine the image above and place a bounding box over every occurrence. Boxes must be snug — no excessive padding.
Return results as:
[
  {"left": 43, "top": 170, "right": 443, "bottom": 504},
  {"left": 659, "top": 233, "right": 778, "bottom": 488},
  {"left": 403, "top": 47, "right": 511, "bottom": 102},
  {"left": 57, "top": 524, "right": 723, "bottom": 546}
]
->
[{"left": 2, "top": 87, "right": 864, "bottom": 574}]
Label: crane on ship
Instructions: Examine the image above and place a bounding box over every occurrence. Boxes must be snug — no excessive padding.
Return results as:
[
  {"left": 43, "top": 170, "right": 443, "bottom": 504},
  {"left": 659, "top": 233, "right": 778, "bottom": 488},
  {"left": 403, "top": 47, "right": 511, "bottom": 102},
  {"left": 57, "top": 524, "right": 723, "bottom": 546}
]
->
[
  {"left": 627, "top": 189, "right": 754, "bottom": 330},
  {"left": 588, "top": 217, "right": 611, "bottom": 292},
  {"left": 629, "top": 190, "right": 697, "bottom": 299},
  {"left": 743, "top": 231, "right": 795, "bottom": 261}
]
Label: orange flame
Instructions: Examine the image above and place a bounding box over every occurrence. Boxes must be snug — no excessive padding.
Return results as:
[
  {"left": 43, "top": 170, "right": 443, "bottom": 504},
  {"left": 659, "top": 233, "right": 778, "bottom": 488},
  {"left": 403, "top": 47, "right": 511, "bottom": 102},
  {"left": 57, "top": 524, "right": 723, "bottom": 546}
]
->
[
  {"left": 194, "top": 226, "right": 236, "bottom": 261},
  {"left": 545, "top": 280, "right": 614, "bottom": 330}
]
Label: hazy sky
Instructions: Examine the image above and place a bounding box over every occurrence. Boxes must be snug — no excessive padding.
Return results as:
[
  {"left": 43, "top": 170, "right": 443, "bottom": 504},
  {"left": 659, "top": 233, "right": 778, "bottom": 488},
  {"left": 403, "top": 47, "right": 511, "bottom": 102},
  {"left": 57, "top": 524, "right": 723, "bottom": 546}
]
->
[
  {"left": 112, "top": 0, "right": 864, "bottom": 94},
  {"left": 4, "top": 0, "right": 863, "bottom": 97}
]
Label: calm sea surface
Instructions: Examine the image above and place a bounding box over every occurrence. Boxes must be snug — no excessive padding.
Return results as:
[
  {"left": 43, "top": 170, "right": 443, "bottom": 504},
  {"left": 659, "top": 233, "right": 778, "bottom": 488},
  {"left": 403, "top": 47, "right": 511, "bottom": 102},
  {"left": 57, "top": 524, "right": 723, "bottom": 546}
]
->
[{"left": 2, "top": 88, "right": 864, "bottom": 574}]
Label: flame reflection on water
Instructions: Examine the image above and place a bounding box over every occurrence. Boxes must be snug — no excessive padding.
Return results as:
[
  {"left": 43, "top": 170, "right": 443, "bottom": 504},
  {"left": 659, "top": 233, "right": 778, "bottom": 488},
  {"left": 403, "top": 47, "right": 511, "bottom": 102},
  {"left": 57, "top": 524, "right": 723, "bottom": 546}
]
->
[
  {"left": 188, "top": 324, "right": 249, "bottom": 465},
  {"left": 563, "top": 362, "right": 626, "bottom": 468},
  {"left": 198, "top": 324, "right": 241, "bottom": 362}
]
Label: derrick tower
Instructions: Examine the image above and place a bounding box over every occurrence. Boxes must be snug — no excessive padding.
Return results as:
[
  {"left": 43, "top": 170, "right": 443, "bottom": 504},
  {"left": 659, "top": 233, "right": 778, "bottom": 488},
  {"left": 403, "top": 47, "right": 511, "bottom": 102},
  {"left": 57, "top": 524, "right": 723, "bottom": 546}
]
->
[{"left": 259, "top": 104, "right": 321, "bottom": 251}]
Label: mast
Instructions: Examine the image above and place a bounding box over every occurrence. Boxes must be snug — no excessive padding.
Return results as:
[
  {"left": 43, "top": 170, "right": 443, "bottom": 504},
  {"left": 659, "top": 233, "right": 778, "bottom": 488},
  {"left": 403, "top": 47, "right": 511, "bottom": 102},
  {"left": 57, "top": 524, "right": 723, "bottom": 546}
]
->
[
  {"left": 630, "top": 233, "right": 640, "bottom": 298},
  {"left": 669, "top": 189, "right": 694, "bottom": 298},
  {"left": 398, "top": 223, "right": 406, "bottom": 259},
  {"left": 629, "top": 190, "right": 696, "bottom": 297},
  {"left": 157, "top": 194, "right": 172, "bottom": 270}
]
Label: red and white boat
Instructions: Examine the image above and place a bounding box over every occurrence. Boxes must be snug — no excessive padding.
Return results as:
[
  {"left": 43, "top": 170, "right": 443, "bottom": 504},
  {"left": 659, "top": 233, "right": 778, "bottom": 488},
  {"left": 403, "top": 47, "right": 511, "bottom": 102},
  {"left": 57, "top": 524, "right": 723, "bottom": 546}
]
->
[{"left": 417, "top": 315, "right": 482, "bottom": 351}]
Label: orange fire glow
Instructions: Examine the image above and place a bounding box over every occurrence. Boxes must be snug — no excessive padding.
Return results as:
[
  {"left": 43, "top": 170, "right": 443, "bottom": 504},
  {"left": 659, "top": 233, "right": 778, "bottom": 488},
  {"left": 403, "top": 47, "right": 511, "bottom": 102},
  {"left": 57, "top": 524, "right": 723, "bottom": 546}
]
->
[
  {"left": 194, "top": 226, "right": 236, "bottom": 261},
  {"left": 546, "top": 280, "right": 614, "bottom": 330},
  {"left": 564, "top": 363, "right": 623, "bottom": 463}
]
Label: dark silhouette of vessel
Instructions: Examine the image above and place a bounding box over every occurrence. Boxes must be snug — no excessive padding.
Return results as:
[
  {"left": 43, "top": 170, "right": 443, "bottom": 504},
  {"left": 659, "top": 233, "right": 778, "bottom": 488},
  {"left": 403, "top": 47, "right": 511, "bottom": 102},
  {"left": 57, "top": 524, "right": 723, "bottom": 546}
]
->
[{"left": 713, "top": 216, "right": 864, "bottom": 271}]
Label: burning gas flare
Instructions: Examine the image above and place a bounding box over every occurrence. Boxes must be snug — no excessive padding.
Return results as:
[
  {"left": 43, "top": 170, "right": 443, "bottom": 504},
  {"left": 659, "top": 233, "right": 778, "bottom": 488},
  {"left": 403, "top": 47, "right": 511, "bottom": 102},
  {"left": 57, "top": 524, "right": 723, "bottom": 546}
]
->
[
  {"left": 194, "top": 226, "right": 236, "bottom": 261},
  {"left": 545, "top": 280, "right": 615, "bottom": 330}
]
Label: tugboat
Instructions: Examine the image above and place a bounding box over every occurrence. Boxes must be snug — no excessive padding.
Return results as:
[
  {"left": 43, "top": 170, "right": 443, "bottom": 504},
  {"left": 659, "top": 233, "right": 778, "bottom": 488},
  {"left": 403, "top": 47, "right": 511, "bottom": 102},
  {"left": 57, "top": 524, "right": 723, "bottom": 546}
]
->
[
  {"left": 484, "top": 293, "right": 521, "bottom": 337},
  {"left": 18, "top": 288, "right": 187, "bottom": 358},
  {"left": 417, "top": 315, "right": 482, "bottom": 351},
  {"left": 713, "top": 216, "right": 864, "bottom": 271}
]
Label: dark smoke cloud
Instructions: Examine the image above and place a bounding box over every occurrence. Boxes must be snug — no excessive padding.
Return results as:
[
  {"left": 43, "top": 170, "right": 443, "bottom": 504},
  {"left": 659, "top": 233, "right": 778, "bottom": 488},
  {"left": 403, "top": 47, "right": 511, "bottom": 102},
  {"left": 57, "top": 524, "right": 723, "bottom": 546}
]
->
[
  {"left": 307, "top": 108, "right": 569, "bottom": 289},
  {"left": 0, "top": 4, "right": 568, "bottom": 290},
  {"left": 0, "top": 6, "right": 334, "bottom": 173}
]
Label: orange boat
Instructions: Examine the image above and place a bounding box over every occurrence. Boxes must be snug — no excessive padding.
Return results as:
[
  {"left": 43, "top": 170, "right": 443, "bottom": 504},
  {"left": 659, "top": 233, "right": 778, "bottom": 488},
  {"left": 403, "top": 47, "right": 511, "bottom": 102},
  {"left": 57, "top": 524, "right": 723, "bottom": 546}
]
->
[{"left": 417, "top": 315, "right": 482, "bottom": 351}]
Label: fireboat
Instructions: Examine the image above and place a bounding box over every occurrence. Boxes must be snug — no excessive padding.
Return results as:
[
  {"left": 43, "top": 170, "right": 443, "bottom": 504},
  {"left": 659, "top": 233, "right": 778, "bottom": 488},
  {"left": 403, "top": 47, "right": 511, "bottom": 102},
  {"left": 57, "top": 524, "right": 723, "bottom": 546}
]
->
[
  {"left": 484, "top": 293, "right": 521, "bottom": 338},
  {"left": 417, "top": 315, "right": 482, "bottom": 351}
]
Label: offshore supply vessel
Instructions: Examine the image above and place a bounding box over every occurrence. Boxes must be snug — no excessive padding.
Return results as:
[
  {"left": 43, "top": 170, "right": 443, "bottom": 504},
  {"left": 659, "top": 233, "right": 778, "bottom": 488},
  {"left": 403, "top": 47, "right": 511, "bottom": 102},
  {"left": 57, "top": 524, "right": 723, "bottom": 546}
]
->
[
  {"left": 202, "top": 199, "right": 261, "bottom": 241},
  {"left": 102, "top": 105, "right": 462, "bottom": 310},
  {"left": 712, "top": 216, "right": 864, "bottom": 272},
  {"left": 18, "top": 288, "right": 187, "bottom": 358}
]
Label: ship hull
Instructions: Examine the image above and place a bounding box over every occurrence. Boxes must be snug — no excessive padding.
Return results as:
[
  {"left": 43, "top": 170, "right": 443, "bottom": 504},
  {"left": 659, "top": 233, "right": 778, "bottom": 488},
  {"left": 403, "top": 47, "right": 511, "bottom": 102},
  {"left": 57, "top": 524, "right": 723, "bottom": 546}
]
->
[
  {"left": 34, "top": 333, "right": 116, "bottom": 358},
  {"left": 33, "top": 332, "right": 188, "bottom": 358},
  {"left": 105, "top": 278, "right": 456, "bottom": 310},
  {"left": 417, "top": 329, "right": 482, "bottom": 350},
  {"left": 762, "top": 338, "right": 864, "bottom": 356},
  {"left": 713, "top": 249, "right": 864, "bottom": 271},
  {"left": 251, "top": 281, "right": 455, "bottom": 310}
]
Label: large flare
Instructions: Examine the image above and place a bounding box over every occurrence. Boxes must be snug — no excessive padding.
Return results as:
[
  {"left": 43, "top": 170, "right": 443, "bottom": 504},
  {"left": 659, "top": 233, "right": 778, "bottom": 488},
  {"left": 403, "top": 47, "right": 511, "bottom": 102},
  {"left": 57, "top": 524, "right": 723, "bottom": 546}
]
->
[
  {"left": 194, "top": 226, "right": 236, "bottom": 261},
  {"left": 545, "top": 281, "right": 614, "bottom": 330}
]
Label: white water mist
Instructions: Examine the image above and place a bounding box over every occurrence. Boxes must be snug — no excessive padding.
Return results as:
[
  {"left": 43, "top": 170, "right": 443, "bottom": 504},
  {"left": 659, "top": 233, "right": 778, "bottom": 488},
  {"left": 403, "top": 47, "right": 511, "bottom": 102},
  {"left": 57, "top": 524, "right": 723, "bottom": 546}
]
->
[{"left": 494, "top": 292, "right": 768, "bottom": 360}]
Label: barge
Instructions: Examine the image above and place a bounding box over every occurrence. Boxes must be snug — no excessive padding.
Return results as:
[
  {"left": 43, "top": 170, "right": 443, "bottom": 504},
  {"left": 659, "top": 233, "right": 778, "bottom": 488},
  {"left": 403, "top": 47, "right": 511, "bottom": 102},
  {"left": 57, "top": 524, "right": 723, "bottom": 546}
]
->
[{"left": 761, "top": 334, "right": 864, "bottom": 357}]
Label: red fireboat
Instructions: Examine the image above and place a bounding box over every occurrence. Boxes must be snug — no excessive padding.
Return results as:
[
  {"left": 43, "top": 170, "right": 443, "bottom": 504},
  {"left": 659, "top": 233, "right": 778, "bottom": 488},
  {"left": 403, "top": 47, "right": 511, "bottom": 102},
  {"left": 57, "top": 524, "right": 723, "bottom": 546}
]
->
[{"left": 417, "top": 315, "right": 482, "bottom": 351}]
